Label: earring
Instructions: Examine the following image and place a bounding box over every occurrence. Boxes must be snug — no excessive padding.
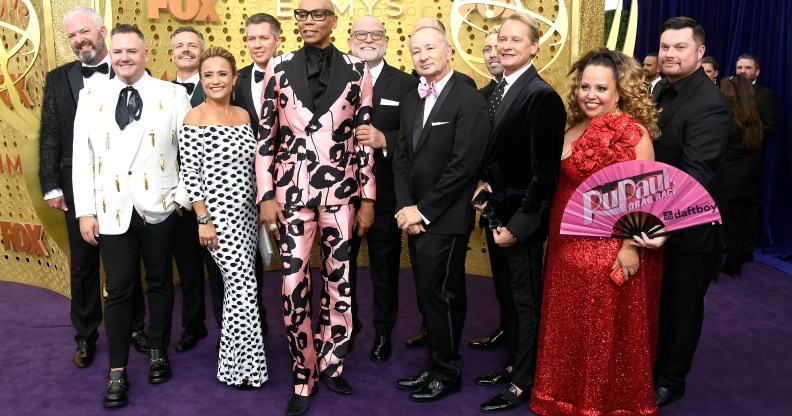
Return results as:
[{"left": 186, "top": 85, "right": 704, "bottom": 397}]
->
[{"left": 231, "top": 89, "right": 236, "bottom": 103}]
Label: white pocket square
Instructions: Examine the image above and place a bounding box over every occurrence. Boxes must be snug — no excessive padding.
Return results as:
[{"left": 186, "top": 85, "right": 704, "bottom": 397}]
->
[
  {"left": 380, "top": 98, "right": 400, "bottom": 106},
  {"left": 431, "top": 121, "right": 449, "bottom": 126}
]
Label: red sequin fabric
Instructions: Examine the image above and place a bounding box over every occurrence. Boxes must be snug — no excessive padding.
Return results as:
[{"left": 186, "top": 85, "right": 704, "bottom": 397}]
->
[{"left": 530, "top": 112, "right": 663, "bottom": 416}]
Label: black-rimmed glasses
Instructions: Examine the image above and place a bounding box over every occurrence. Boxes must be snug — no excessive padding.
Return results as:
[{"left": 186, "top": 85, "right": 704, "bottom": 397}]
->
[
  {"left": 294, "top": 8, "right": 335, "bottom": 21},
  {"left": 480, "top": 206, "right": 502, "bottom": 230},
  {"left": 352, "top": 30, "right": 385, "bottom": 41}
]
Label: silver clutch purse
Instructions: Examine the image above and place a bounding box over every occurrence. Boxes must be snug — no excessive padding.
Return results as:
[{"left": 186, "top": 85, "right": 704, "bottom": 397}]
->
[{"left": 257, "top": 226, "right": 274, "bottom": 266}]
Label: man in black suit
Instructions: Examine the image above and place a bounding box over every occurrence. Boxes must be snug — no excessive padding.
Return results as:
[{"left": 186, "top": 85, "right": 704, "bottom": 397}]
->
[
  {"left": 468, "top": 24, "right": 510, "bottom": 352},
  {"left": 643, "top": 52, "right": 663, "bottom": 96},
  {"left": 167, "top": 26, "right": 217, "bottom": 352},
  {"left": 38, "top": 6, "right": 149, "bottom": 369},
  {"left": 473, "top": 13, "right": 566, "bottom": 413},
  {"left": 638, "top": 17, "right": 732, "bottom": 407},
  {"left": 229, "top": 13, "right": 284, "bottom": 341},
  {"left": 736, "top": 53, "right": 778, "bottom": 261},
  {"left": 346, "top": 15, "right": 418, "bottom": 363},
  {"left": 393, "top": 26, "right": 489, "bottom": 403}
]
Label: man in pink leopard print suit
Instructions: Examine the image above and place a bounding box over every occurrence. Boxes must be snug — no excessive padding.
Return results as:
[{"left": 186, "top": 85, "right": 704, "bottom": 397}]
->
[{"left": 254, "top": 1, "right": 374, "bottom": 415}]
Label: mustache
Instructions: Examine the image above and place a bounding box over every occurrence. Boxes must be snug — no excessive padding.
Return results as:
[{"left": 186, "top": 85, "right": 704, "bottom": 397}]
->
[
  {"left": 77, "top": 39, "right": 95, "bottom": 49},
  {"left": 179, "top": 53, "right": 196, "bottom": 59}
]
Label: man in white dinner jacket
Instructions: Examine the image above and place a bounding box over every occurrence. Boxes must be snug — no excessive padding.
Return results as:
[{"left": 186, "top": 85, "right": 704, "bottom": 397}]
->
[{"left": 72, "top": 24, "right": 191, "bottom": 408}]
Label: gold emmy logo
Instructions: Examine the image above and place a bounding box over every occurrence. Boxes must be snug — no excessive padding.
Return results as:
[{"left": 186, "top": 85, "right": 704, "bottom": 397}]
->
[
  {"left": 450, "top": 0, "right": 569, "bottom": 80},
  {"left": 0, "top": 0, "right": 39, "bottom": 132},
  {"left": 148, "top": 0, "right": 220, "bottom": 22}
]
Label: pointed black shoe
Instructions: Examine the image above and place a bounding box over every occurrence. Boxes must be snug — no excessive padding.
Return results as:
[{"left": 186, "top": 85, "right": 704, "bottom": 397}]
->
[
  {"left": 74, "top": 340, "right": 95, "bottom": 368},
  {"left": 469, "top": 327, "right": 507, "bottom": 349},
  {"left": 370, "top": 335, "right": 392, "bottom": 363},
  {"left": 130, "top": 329, "right": 151, "bottom": 355},
  {"left": 285, "top": 387, "right": 318, "bottom": 416},
  {"left": 148, "top": 349, "right": 172, "bottom": 384},
  {"left": 655, "top": 385, "right": 684, "bottom": 407},
  {"left": 410, "top": 378, "right": 461, "bottom": 402},
  {"left": 320, "top": 373, "right": 352, "bottom": 395},
  {"left": 474, "top": 367, "right": 511, "bottom": 386},
  {"left": 396, "top": 370, "right": 431, "bottom": 391},
  {"left": 480, "top": 384, "right": 528, "bottom": 413},
  {"left": 405, "top": 326, "right": 427, "bottom": 347},
  {"left": 103, "top": 369, "right": 129, "bottom": 408},
  {"left": 175, "top": 328, "right": 208, "bottom": 352}
]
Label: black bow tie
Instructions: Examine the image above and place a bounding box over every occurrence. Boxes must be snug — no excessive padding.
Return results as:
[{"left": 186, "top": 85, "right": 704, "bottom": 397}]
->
[
  {"left": 173, "top": 81, "right": 195, "bottom": 95},
  {"left": 82, "top": 63, "right": 109, "bottom": 78},
  {"left": 116, "top": 86, "right": 143, "bottom": 131},
  {"left": 254, "top": 70, "right": 264, "bottom": 83}
]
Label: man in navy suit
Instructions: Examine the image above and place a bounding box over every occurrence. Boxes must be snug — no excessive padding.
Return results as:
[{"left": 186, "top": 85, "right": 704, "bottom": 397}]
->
[{"left": 346, "top": 15, "right": 418, "bottom": 363}]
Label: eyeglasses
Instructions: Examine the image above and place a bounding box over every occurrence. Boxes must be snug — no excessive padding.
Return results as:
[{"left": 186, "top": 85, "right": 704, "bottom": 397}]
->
[
  {"left": 480, "top": 206, "right": 502, "bottom": 230},
  {"left": 352, "top": 30, "right": 385, "bottom": 41},
  {"left": 294, "top": 8, "right": 335, "bottom": 21}
]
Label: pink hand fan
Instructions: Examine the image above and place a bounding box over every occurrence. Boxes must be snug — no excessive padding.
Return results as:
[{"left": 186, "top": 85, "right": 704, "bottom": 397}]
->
[{"left": 560, "top": 160, "right": 721, "bottom": 238}]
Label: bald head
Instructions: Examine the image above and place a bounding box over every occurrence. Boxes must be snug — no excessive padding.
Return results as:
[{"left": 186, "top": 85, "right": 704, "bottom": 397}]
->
[
  {"left": 349, "top": 16, "right": 388, "bottom": 66},
  {"left": 413, "top": 17, "right": 445, "bottom": 34},
  {"left": 299, "top": 0, "right": 333, "bottom": 9},
  {"left": 351, "top": 15, "right": 384, "bottom": 33}
]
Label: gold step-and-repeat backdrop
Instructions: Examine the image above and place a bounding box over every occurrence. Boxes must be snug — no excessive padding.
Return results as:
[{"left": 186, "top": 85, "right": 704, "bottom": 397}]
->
[{"left": 1, "top": 0, "right": 605, "bottom": 297}]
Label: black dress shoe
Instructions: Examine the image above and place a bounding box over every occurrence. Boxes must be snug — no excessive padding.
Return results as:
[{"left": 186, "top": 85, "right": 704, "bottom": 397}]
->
[
  {"left": 103, "top": 369, "right": 129, "bottom": 408},
  {"left": 480, "top": 384, "right": 528, "bottom": 413},
  {"left": 285, "top": 388, "right": 318, "bottom": 416},
  {"left": 130, "top": 329, "right": 151, "bottom": 355},
  {"left": 175, "top": 328, "right": 208, "bottom": 352},
  {"left": 74, "top": 340, "right": 95, "bottom": 368},
  {"left": 655, "top": 385, "right": 684, "bottom": 407},
  {"left": 234, "top": 379, "right": 260, "bottom": 390},
  {"left": 148, "top": 349, "right": 172, "bottom": 384},
  {"left": 469, "top": 327, "right": 507, "bottom": 350},
  {"left": 405, "top": 327, "right": 427, "bottom": 347},
  {"left": 474, "top": 367, "right": 511, "bottom": 386},
  {"left": 410, "top": 378, "right": 461, "bottom": 402},
  {"left": 320, "top": 373, "right": 352, "bottom": 395},
  {"left": 720, "top": 266, "right": 742, "bottom": 278},
  {"left": 370, "top": 335, "right": 392, "bottom": 363},
  {"left": 396, "top": 370, "right": 432, "bottom": 391}
]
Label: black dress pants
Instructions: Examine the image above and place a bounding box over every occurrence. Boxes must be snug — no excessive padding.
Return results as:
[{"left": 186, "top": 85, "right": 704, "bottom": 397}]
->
[
  {"left": 173, "top": 210, "right": 209, "bottom": 334},
  {"left": 101, "top": 210, "right": 176, "bottom": 368},
  {"left": 408, "top": 232, "right": 468, "bottom": 383},
  {"left": 349, "top": 212, "right": 403, "bottom": 337}
]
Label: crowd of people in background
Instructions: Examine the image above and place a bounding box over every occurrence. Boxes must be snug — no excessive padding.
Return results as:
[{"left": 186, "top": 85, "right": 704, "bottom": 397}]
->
[{"left": 38, "top": 1, "right": 778, "bottom": 415}]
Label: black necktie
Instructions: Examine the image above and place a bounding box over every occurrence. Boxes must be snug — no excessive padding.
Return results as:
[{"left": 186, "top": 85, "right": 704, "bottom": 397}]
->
[
  {"left": 173, "top": 81, "right": 195, "bottom": 95},
  {"left": 254, "top": 70, "right": 264, "bottom": 83},
  {"left": 487, "top": 79, "right": 506, "bottom": 123},
  {"left": 82, "top": 63, "right": 108, "bottom": 78},
  {"left": 116, "top": 86, "right": 142, "bottom": 131}
]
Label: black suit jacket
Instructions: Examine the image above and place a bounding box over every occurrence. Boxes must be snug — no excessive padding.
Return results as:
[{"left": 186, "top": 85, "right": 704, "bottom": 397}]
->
[
  {"left": 479, "top": 79, "right": 498, "bottom": 99},
  {"left": 233, "top": 64, "right": 261, "bottom": 137},
  {"left": 370, "top": 62, "right": 418, "bottom": 215},
  {"left": 393, "top": 72, "right": 489, "bottom": 235},
  {"left": 754, "top": 82, "right": 778, "bottom": 138},
  {"left": 481, "top": 65, "right": 566, "bottom": 243},
  {"left": 654, "top": 66, "right": 732, "bottom": 253}
]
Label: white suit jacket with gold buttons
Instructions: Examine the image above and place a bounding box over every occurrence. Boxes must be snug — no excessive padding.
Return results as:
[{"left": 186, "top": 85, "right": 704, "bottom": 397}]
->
[{"left": 72, "top": 73, "right": 192, "bottom": 234}]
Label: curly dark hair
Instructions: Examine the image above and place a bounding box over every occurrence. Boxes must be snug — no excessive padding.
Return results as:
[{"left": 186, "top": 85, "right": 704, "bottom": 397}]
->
[{"left": 566, "top": 48, "right": 660, "bottom": 138}]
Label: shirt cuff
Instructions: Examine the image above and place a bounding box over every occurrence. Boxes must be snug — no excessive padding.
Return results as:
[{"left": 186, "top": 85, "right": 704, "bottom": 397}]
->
[
  {"left": 44, "top": 189, "right": 64, "bottom": 200},
  {"left": 418, "top": 209, "right": 430, "bottom": 225}
]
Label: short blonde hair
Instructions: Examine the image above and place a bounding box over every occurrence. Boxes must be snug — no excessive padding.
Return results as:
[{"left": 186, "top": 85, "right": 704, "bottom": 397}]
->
[{"left": 504, "top": 12, "right": 539, "bottom": 42}]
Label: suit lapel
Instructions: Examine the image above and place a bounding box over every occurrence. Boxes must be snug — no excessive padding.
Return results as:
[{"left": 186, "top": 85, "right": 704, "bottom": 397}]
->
[
  {"left": 190, "top": 82, "right": 205, "bottom": 107},
  {"left": 493, "top": 65, "right": 536, "bottom": 128},
  {"left": 239, "top": 66, "right": 255, "bottom": 115},
  {"left": 373, "top": 62, "right": 393, "bottom": 106},
  {"left": 657, "top": 75, "right": 704, "bottom": 129},
  {"left": 414, "top": 73, "right": 457, "bottom": 154},
  {"left": 67, "top": 62, "right": 84, "bottom": 104},
  {"left": 282, "top": 49, "right": 315, "bottom": 112},
  {"left": 314, "top": 47, "right": 352, "bottom": 117}
]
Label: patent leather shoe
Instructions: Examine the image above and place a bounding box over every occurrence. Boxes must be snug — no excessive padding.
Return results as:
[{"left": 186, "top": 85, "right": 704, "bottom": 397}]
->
[
  {"left": 130, "top": 329, "right": 151, "bottom": 354},
  {"left": 474, "top": 367, "right": 511, "bottom": 386},
  {"left": 469, "top": 327, "right": 507, "bottom": 349},
  {"left": 103, "top": 369, "right": 129, "bottom": 408},
  {"left": 410, "top": 377, "right": 461, "bottom": 402},
  {"left": 320, "top": 373, "right": 352, "bottom": 395},
  {"left": 74, "top": 340, "right": 95, "bottom": 368},
  {"left": 480, "top": 384, "right": 528, "bottom": 413},
  {"left": 285, "top": 387, "right": 318, "bottom": 416},
  {"left": 405, "top": 326, "right": 427, "bottom": 347},
  {"left": 176, "top": 328, "right": 208, "bottom": 352},
  {"left": 396, "top": 370, "right": 431, "bottom": 391},
  {"left": 655, "top": 385, "right": 684, "bottom": 407},
  {"left": 370, "top": 335, "right": 392, "bottom": 363},
  {"left": 148, "top": 349, "right": 172, "bottom": 384}
]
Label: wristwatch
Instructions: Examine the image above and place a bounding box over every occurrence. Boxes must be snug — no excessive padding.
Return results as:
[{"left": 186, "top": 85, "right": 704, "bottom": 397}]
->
[{"left": 196, "top": 213, "right": 211, "bottom": 224}]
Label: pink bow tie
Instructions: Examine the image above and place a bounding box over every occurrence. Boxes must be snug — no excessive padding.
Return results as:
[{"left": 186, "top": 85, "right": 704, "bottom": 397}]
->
[{"left": 418, "top": 81, "right": 439, "bottom": 99}]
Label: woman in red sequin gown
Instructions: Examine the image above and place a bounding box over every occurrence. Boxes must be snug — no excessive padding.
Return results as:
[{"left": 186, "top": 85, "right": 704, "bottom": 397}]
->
[{"left": 530, "top": 49, "right": 663, "bottom": 416}]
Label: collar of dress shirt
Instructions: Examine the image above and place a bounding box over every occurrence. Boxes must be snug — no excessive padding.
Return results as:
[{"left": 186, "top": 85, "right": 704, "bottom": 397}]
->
[
  {"left": 253, "top": 63, "right": 267, "bottom": 74},
  {"left": 114, "top": 71, "right": 150, "bottom": 91},
  {"left": 175, "top": 72, "right": 200, "bottom": 85},
  {"left": 368, "top": 60, "right": 384, "bottom": 85},
  {"left": 419, "top": 69, "right": 454, "bottom": 96},
  {"left": 502, "top": 62, "right": 532, "bottom": 93},
  {"left": 83, "top": 54, "right": 111, "bottom": 70}
]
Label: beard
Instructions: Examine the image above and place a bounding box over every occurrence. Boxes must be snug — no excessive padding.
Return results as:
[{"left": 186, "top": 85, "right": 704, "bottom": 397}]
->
[
  {"left": 353, "top": 46, "right": 386, "bottom": 64},
  {"left": 73, "top": 38, "right": 105, "bottom": 64}
]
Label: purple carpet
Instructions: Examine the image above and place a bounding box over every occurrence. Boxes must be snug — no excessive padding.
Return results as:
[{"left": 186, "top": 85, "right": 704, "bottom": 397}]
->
[{"left": 1, "top": 262, "right": 791, "bottom": 415}]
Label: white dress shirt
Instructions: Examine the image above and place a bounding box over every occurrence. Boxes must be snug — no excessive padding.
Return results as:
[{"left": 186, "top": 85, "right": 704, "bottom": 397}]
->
[
  {"left": 175, "top": 72, "right": 200, "bottom": 100},
  {"left": 419, "top": 69, "right": 454, "bottom": 127}
]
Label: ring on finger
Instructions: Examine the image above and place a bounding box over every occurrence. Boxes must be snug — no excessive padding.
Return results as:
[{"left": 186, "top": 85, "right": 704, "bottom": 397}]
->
[{"left": 268, "top": 223, "right": 277, "bottom": 231}]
